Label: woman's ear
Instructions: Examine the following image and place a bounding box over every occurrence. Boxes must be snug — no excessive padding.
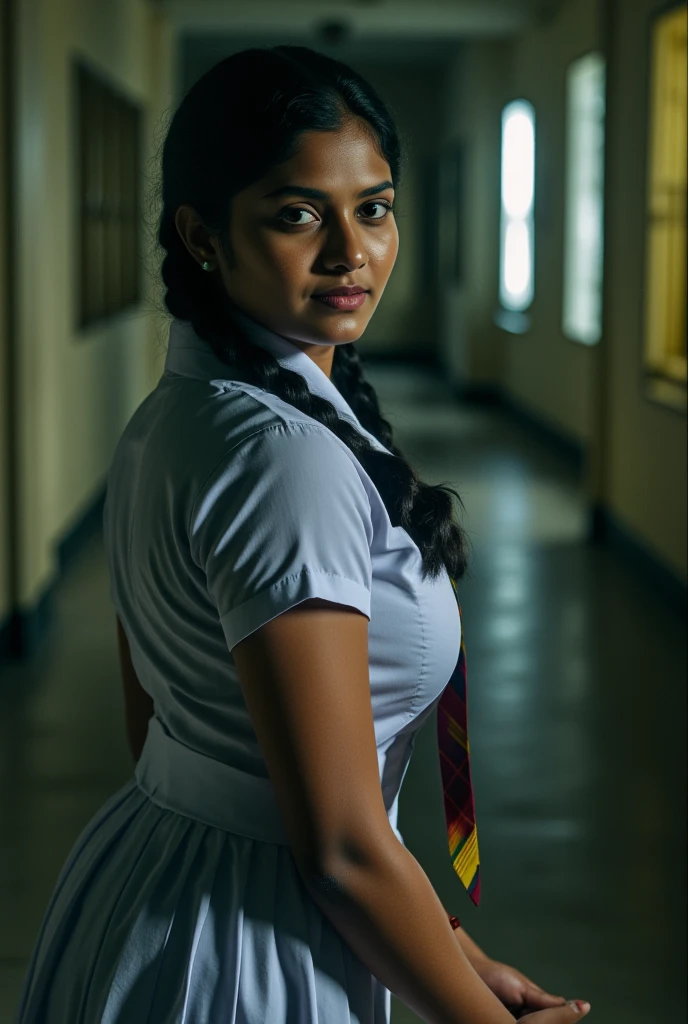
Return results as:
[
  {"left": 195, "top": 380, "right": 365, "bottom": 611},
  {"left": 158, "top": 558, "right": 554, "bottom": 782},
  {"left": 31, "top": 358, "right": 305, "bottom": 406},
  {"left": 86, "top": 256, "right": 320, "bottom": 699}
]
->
[{"left": 174, "top": 205, "right": 218, "bottom": 271}]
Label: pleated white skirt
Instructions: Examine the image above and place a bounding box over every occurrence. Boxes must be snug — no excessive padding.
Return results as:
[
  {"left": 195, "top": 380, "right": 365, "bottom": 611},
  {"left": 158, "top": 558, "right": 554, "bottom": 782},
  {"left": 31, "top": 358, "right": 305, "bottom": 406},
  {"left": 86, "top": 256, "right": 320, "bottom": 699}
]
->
[{"left": 16, "top": 718, "right": 392, "bottom": 1023}]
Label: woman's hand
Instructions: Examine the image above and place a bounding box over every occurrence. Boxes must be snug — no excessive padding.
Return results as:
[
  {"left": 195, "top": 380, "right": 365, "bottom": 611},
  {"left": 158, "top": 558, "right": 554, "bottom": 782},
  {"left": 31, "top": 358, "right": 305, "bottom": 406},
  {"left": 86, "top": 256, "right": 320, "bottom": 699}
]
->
[
  {"left": 520, "top": 1006, "right": 591, "bottom": 1022},
  {"left": 472, "top": 957, "right": 568, "bottom": 1017},
  {"left": 451, "top": 925, "right": 590, "bottom": 1018}
]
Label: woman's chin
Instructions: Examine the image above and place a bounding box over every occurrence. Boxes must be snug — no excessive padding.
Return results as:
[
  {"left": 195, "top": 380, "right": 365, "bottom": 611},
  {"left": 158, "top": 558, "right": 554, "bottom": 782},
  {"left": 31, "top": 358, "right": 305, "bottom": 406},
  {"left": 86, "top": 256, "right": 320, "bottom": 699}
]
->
[{"left": 305, "top": 309, "right": 371, "bottom": 342}]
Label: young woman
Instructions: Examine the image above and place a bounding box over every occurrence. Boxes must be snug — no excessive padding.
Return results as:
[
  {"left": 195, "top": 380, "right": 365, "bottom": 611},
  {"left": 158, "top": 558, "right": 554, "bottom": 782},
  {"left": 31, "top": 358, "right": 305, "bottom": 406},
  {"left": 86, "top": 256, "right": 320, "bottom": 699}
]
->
[{"left": 16, "top": 46, "right": 592, "bottom": 1024}]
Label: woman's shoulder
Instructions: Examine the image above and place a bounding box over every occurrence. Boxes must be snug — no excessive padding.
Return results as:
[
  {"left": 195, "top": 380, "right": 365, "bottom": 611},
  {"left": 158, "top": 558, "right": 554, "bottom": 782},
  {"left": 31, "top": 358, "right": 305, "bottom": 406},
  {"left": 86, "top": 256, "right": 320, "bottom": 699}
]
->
[
  {"left": 113, "top": 374, "right": 380, "bottom": 530},
  {"left": 199, "top": 379, "right": 373, "bottom": 477}
]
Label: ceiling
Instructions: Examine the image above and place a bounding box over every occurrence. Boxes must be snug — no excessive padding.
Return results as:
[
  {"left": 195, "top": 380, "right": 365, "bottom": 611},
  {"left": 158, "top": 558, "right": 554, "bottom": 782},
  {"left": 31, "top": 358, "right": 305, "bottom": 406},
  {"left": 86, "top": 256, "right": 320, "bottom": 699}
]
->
[
  {"left": 180, "top": 35, "right": 463, "bottom": 89},
  {"left": 167, "top": 0, "right": 567, "bottom": 87},
  {"left": 158, "top": 0, "right": 568, "bottom": 39}
]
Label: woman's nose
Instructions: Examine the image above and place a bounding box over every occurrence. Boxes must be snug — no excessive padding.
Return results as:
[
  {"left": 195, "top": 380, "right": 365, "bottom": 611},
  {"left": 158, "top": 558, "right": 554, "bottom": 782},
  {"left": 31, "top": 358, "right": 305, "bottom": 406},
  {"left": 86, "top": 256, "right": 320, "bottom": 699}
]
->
[{"left": 320, "top": 216, "right": 368, "bottom": 272}]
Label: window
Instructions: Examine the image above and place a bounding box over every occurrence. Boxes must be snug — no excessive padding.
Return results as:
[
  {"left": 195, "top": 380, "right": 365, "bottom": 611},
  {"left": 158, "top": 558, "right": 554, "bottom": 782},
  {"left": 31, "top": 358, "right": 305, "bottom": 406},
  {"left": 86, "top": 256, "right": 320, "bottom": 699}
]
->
[
  {"left": 76, "top": 62, "right": 142, "bottom": 329},
  {"left": 499, "top": 100, "right": 535, "bottom": 314},
  {"left": 643, "top": 2, "right": 687, "bottom": 411},
  {"left": 562, "top": 52, "right": 606, "bottom": 345}
]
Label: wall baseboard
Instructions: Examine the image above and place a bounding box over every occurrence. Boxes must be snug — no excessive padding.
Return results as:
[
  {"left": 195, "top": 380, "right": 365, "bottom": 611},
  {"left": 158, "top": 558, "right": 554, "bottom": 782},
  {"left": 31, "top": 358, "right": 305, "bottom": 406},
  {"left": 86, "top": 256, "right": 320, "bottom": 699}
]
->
[
  {"left": 589, "top": 502, "right": 687, "bottom": 617},
  {"left": 459, "top": 382, "right": 685, "bottom": 611},
  {"left": 458, "top": 381, "right": 585, "bottom": 470},
  {"left": 0, "top": 487, "right": 106, "bottom": 663},
  {"left": 0, "top": 586, "right": 54, "bottom": 663}
]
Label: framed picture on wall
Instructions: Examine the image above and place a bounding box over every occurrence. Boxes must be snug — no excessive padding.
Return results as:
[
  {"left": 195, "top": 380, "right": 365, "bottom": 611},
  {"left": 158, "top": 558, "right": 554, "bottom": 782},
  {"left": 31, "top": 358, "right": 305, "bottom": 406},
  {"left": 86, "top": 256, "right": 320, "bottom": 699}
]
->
[{"left": 74, "top": 60, "right": 143, "bottom": 330}]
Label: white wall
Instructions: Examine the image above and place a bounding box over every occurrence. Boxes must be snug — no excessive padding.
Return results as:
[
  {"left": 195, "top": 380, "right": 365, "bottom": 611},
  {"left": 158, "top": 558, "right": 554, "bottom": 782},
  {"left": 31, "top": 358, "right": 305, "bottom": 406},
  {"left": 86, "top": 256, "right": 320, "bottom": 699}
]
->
[
  {"left": 4, "top": 0, "right": 175, "bottom": 621},
  {"left": 439, "top": 39, "right": 511, "bottom": 386},
  {"left": 353, "top": 63, "right": 445, "bottom": 359},
  {"left": 440, "top": 0, "right": 686, "bottom": 583},
  {"left": 503, "top": 0, "right": 601, "bottom": 445},
  {"left": 3, "top": 0, "right": 684, "bottom": 632}
]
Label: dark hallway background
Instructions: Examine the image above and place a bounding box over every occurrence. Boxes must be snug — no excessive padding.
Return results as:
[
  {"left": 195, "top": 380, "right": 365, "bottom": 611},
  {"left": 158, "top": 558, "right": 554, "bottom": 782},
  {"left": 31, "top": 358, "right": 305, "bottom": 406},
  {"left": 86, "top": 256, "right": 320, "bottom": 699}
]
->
[{"left": 1, "top": 0, "right": 686, "bottom": 1020}]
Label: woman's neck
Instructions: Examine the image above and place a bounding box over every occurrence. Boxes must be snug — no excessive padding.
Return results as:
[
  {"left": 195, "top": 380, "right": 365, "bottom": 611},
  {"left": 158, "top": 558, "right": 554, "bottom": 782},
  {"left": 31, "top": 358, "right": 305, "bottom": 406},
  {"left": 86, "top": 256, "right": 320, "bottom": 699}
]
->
[{"left": 285, "top": 338, "right": 335, "bottom": 379}]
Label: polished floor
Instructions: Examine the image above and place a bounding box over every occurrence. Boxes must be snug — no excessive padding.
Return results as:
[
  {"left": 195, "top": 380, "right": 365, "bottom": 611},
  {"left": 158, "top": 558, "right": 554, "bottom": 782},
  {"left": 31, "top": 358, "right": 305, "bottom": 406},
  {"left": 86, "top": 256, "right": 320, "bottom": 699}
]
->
[{"left": 0, "top": 364, "right": 685, "bottom": 1022}]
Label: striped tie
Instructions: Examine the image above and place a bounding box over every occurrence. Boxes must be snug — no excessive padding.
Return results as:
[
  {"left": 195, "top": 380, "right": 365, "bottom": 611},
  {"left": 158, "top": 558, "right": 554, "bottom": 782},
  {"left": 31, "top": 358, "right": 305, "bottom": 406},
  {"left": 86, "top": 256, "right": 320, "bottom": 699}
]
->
[{"left": 437, "top": 576, "right": 481, "bottom": 907}]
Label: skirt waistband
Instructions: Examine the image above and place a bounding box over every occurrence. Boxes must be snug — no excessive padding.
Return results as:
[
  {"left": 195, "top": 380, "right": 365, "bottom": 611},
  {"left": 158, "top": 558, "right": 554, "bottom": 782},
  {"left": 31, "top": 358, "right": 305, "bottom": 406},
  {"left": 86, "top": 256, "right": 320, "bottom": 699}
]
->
[
  {"left": 135, "top": 716, "right": 292, "bottom": 845},
  {"left": 135, "top": 715, "right": 405, "bottom": 848}
]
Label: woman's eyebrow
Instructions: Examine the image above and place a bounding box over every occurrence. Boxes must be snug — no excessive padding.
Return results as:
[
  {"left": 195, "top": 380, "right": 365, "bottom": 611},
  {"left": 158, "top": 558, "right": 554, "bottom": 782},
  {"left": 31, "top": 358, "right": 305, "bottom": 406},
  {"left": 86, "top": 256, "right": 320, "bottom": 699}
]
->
[{"left": 262, "top": 180, "right": 394, "bottom": 201}]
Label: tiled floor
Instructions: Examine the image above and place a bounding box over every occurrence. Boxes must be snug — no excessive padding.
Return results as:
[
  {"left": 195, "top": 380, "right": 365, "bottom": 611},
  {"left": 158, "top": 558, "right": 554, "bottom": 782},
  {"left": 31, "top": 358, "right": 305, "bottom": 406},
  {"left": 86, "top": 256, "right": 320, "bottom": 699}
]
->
[{"left": 1, "top": 364, "right": 685, "bottom": 1022}]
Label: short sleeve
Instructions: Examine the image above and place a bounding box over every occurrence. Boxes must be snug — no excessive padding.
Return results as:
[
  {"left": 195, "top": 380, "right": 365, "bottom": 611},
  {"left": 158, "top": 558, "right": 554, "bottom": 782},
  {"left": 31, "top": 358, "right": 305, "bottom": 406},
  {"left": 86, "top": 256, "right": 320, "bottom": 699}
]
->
[{"left": 190, "top": 423, "right": 374, "bottom": 651}]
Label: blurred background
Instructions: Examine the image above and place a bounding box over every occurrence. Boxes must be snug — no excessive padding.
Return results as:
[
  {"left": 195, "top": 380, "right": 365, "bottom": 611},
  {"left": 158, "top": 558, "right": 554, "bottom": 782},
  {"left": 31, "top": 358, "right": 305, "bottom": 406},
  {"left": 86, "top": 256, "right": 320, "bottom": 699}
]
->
[{"left": 0, "top": 0, "right": 686, "bottom": 1020}]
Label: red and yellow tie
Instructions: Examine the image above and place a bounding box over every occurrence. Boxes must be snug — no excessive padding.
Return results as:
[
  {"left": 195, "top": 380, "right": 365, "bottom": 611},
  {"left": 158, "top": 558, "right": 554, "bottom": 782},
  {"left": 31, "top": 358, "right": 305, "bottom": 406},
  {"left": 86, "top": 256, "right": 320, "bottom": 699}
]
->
[{"left": 437, "top": 576, "right": 481, "bottom": 907}]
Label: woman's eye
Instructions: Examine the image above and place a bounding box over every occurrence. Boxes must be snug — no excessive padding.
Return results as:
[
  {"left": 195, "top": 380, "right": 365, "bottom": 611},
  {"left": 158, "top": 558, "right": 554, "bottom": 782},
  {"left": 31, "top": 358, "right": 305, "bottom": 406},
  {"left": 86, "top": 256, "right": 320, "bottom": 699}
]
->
[
  {"left": 362, "top": 201, "right": 393, "bottom": 220},
  {"left": 279, "top": 208, "right": 318, "bottom": 226},
  {"left": 278, "top": 201, "right": 393, "bottom": 226}
]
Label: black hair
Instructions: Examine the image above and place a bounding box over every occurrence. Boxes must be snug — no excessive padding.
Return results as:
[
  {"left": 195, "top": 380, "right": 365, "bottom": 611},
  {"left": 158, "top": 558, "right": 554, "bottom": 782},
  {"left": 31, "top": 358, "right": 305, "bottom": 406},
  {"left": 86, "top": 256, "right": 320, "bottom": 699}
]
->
[{"left": 158, "top": 45, "right": 471, "bottom": 583}]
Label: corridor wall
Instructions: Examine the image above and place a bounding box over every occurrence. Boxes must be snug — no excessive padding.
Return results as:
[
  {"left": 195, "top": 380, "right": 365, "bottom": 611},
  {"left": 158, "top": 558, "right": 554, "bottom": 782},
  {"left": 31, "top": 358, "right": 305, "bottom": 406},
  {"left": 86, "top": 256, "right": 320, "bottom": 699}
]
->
[
  {"left": 1, "top": 0, "right": 175, "bottom": 634},
  {"left": 439, "top": 39, "right": 511, "bottom": 389},
  {"left": 502, "top": 0, "right": 601, "bottom": 447},
  {"left": 600, "top": 0, "right": 686, "bottom": 583},
  {"left": 352, "top": 62, "right": 445, "bottom": 361},
  {"left": 0, "top": 0, "right": 10, "bottom": 631},
  {"left": 440, "top": 0, "right": 686, "bottom": 586}
]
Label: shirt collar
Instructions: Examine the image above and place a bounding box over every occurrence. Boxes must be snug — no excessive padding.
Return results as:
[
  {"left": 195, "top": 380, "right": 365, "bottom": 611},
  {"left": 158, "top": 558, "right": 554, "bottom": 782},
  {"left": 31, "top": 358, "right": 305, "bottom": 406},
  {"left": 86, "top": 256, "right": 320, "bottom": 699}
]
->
[{"left": 164, "top": 309, "right": 390, "bottom": 454}]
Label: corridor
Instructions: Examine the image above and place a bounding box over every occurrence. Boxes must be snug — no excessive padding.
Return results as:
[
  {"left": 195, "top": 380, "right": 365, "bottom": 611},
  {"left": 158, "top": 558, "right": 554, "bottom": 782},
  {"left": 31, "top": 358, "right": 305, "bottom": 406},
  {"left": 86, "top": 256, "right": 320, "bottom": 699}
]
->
[{"left": 1, "top": 364, "right": 684, "bottom": 1022}]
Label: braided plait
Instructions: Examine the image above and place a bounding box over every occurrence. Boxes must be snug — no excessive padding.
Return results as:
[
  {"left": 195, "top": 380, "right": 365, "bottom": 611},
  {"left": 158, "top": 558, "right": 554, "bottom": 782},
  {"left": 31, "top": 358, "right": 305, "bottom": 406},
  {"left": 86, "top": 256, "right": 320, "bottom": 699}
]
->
[{"left": 330, "top": 344, "right": 395, "bottom": 452}]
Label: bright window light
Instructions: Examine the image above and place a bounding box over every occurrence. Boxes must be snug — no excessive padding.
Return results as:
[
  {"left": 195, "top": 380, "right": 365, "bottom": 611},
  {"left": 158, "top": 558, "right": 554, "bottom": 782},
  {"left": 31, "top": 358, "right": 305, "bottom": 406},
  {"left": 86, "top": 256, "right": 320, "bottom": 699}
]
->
[
  {"left": 504, "top": 221, "right": 532, "bottom": 297},
  {"left": 500, "top": 100, "right": 535, "bottom": 312},
  {"left": 562, "top": 52, "right": 606, "bottom": 344}
]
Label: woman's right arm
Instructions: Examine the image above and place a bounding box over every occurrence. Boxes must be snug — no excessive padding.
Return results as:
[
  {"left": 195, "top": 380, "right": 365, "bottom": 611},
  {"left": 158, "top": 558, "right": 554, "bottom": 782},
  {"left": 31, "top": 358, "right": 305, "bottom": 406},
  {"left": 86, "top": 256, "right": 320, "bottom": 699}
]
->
[{"left": 231, "top": 597, "right": 515, "bottom": 1024}]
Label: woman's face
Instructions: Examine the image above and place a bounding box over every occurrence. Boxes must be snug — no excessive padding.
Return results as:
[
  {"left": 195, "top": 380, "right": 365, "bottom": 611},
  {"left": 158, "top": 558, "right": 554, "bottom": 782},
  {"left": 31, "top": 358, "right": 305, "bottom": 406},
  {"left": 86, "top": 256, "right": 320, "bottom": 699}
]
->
[{"left": 206, "top": 118, "right": 398, "bottom": 359}]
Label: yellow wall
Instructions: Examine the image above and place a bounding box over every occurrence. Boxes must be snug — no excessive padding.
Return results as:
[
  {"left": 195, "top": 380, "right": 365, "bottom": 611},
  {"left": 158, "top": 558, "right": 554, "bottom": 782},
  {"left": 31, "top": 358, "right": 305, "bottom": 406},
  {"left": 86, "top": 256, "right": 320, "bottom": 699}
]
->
[
  {"left": 0, "top": 0, "right": 11, "bottom": 623},
  {"left": 443, "top": 0, "right": 686, "bottom": 585},
  {"left": 6, "top": 0, "right": 174, "bottom": 619},
  {"left": 603, "top": 0, "right": 687, "bottom": 581}
]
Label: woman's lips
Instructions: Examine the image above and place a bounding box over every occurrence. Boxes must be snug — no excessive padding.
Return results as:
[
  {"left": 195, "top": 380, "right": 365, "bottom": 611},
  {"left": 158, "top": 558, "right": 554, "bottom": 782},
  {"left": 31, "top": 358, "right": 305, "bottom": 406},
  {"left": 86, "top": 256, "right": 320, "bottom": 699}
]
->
[{"left": 312, "top": 292, "right": 368, "bottom": 310}]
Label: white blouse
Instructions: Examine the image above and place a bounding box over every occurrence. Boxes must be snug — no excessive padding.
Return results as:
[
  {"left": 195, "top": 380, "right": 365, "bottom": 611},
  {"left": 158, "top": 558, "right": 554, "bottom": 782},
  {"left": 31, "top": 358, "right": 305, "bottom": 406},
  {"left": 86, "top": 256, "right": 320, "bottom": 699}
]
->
[{"left": 103, "top": 308, "right": 461, "bottom": 843}]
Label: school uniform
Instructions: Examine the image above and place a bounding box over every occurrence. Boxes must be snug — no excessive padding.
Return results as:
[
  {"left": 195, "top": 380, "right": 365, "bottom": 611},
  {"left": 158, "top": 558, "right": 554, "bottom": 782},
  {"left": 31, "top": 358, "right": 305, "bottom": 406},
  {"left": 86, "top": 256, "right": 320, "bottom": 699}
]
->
[{"left": 16, "top": 307, "right": 462, "bottom": 1023}]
